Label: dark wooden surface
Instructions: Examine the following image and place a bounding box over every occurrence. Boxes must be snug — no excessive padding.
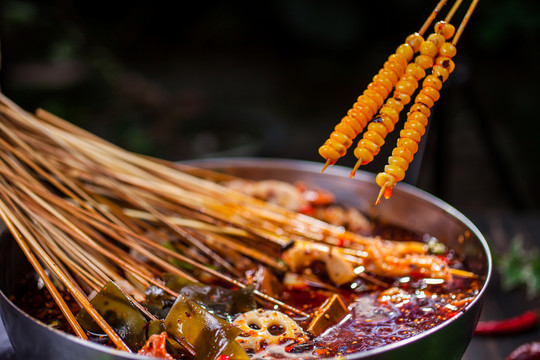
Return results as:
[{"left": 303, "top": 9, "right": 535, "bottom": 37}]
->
[
  {"left": 462, "top": 212, "right": 540, "bottom": 360},
  {"left": 1, "top": 212, "right": 539, "bottom": 360}
]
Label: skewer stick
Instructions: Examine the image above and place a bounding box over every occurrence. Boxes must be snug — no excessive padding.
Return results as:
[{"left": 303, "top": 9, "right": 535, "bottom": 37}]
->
[
  {"left": 450, "top": 268, "right": 478, "bottom": 279},
  {"left": 0, "top": 91, "right": 478, "bottom": 327},
  {"left": 0, "top": 201, "right": 88, "bottom": 340},
  {"left": 321, "top": 159, "right": 333, "bottom": 174},
  {"left": 452, "top": 0, "right": 480, "bottom": 45},
  {"left": 418, "top": 0, "right": 448, "bottom": 36},
  {"left": 375, "top": 185, "right": 386, "bottom": 206},
  {"left": 444, "top": 0, "right": 465, "bottom": 23},
  {"left": 3, "top": 160, "right": 308, "bottom": 315},
  {"left": 0, "top": 194, "right": 131, "bottom": 351}
]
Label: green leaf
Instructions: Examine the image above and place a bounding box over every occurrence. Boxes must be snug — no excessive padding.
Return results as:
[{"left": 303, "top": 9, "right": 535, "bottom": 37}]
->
[{"left": 496, "top": 234, "right": 540, "bottom": 299}]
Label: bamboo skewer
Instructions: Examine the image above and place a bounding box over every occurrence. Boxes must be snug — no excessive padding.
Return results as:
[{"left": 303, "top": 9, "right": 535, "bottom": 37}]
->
[
  {"left": 0, "top": 190, "right": 131, "bottom": 351},
  {"left": 452, "top": 0, "right": 480, "bottom": 45},
  {"left": 418, "top": 0, "right": 448, "bottom": 36}
]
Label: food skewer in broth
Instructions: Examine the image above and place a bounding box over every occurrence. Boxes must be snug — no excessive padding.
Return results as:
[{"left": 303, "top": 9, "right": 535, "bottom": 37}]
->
[{"left": 318, "top": 0, "right": 448, "bottom": 173}]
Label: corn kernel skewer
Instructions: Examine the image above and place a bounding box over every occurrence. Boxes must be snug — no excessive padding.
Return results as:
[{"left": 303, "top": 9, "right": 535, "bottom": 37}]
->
[
  {"left": 318, "top": 0, "right": 448, "bottom": 173},
  {"left": 375, "top": 0, "right": 478, "bottom": 204}
]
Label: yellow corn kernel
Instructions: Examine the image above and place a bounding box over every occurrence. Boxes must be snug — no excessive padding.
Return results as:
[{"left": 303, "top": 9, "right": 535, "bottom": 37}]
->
[
  {"left": 373, "top": 74, "right": 394, "bottom": 93},
  {"left": 396, "top": 43, "right": 414, "bottom": 62},
  {"left": 420, "top": 41, "right": 439, "bottom": 58},
  {"left": 435, "top": 21, "right": 456, "bottom": 40},
  {"left": 423, "top": 75, "right": 443, "bottom": 91},
  {"left": 385, "top": 164, "right": 406, "bottom": 181},
  {"left": 405, "top": 63, "right": 427, "bottom": 81},
  {"left": 439, "top": 43, "right": 457, "bottom": 58},
  {"left": 354, "top": 147, "right": 374, "bottom": 164},
  {"left": 415, "top": 55, "right": 434, "bottom": 70},
  {"left": 388, "top": 155, "right": 410, "bottom": 171},
  {"left": 428, "top": 33, "right": 445, "bottom": 48},
  {"left": 408, "top": 104, "right": 431, "bottom": 119},
  {"left": 380, "top": 106, "right": 400, "bottom": 124},
  {"left": 415, "top": 93, "right": 435, "bottom": 108},
  {"left": 364, "top": 130, "right": 385, "bottom": 147},
  {"left": 379, "top": 68, "right": 399, "bottom": 85},
  {"left": 395, "top": 80, "right": 416, "bottom": 96},
  {"left": 367, "top": 122, "right": 388, "bottom": 137},
  {"left": 432, "top": 65, "right": 450, "bottom": 82},
  {"left": 335, "top": 122, "right": 357, "bottom": 138},
  {"left": 407, "top": 111, "right": 429, "bottom": 127},
  {"left": 397, "top": 137, "right": 419, "bottom": 154},
  {"left": 405, "top": 33, "right": 424, "bottom": 52},
  {"left": 386, "top": 98, "right": 404, "bottom": 112},
  {"left": 400, "top": 128, "right": 422, "bottom": 143},
  {"left": 364, "top": 89, "right": 385, "bottom": 108},
  {"left": 384, "top": 60, "right": 405, "bottom": 78},
  {"left": 330, "top": 131, "right": 353, "bottom": 147}
]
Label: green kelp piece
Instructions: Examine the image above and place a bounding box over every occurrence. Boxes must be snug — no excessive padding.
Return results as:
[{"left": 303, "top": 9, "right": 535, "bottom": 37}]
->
[
  {"left": 164, "top": 294, "right": 247, "bottom": 360},
  {"left": 76, "top": 280, "right": 147, "bottom": 351},
  {"left": 144, "top": 273, "right": 195, "bottom": 318},
  {"left": 144, "top": 273, "right": 256, "bottom": 322},
  {"left": 179, "top": 283, "right": 257, "bottom": 321},
  {"left": 220, "top": 340, "right": 250, "bottom": 360}
]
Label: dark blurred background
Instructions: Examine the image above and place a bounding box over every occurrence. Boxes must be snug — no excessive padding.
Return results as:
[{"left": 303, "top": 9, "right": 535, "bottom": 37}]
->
[{"left": 0, "top": 0, "right": 539, "bottom": 217}]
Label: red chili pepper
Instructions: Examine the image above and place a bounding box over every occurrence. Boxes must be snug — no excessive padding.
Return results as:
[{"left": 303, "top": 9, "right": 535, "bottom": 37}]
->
[
  {"left": 474, "top": 310, "right": 539, "bottom": 336},
  {"left": 218, "top": 356, "right": 231, "bottom": 360},
  {"left": 506, "top": 341, "right": 540, "bottom": 360}
]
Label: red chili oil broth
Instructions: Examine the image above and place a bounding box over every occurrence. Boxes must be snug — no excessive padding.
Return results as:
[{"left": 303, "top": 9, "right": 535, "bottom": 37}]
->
[{"left": 9, "top": 220, "right": 482, "bottom": 359}]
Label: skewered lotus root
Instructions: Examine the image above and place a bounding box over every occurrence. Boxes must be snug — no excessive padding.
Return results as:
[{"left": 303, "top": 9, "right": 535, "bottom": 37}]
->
[{"left": 233, "top": 309, "right": 308, "bottom": 351}]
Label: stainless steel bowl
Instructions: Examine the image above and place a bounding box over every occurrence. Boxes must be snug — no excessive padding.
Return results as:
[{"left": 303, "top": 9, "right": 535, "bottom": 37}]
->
[{"left": 0, "top": 158, "right": 492, "bottom": 360}]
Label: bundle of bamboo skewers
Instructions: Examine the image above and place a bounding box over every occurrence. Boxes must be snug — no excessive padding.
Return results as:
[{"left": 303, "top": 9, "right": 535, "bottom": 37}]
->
[{"left": 0, "top": 91, "right": 476, "bottom": 356}]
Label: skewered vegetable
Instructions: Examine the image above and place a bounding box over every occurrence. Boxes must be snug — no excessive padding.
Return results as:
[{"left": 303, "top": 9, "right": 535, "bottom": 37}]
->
[
  {"left": 318, "top": 0, "right": 448, "bottom": 173},
  {"left": 375, "top": 23, "right": 457, "bottom": 204},
  {"left": 349, "top": 61, "right": 426, "bottom": 177},
  {"left": 318, "top": 34, "right": 425, "bottom": 173},
  {"left": 318, "top": 0, "right": 479, "bottom": 205}
]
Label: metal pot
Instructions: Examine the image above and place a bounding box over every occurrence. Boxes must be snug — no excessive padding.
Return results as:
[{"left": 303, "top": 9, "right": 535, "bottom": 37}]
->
[{"left": 0, "top": 158, "right": 492, "bottom": 360}]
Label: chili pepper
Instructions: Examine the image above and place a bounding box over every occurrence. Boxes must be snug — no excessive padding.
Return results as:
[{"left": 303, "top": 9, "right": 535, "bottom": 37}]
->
[
  {"left": 474, "top": 310, "right": 539, "bottom": 336},
  {"left": 506, "top": 341, "right": 540, "bottom": 360}
]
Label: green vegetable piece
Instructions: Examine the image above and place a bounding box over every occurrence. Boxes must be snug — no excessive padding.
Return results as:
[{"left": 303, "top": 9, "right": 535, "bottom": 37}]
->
[
  {"left": 146, "top": 319, "right": 167, "bottom": 337},
  {"left": 164, "top": 294, "right": 246, "bottom": 360},
  {"left": 221, "top": 340, "right": 250, "bottom": 360},
  {"left": 163, "top": 272, "right": 195, "bottom": 291},
  {"left": 179, "top": 283, "right": 257, "bottom": 321},
  {"left": 144, "top": 273, "right": 196, "bottom": 317},
  {"left": 76, "top": 280, "right": 147, "bottom": 351}
]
